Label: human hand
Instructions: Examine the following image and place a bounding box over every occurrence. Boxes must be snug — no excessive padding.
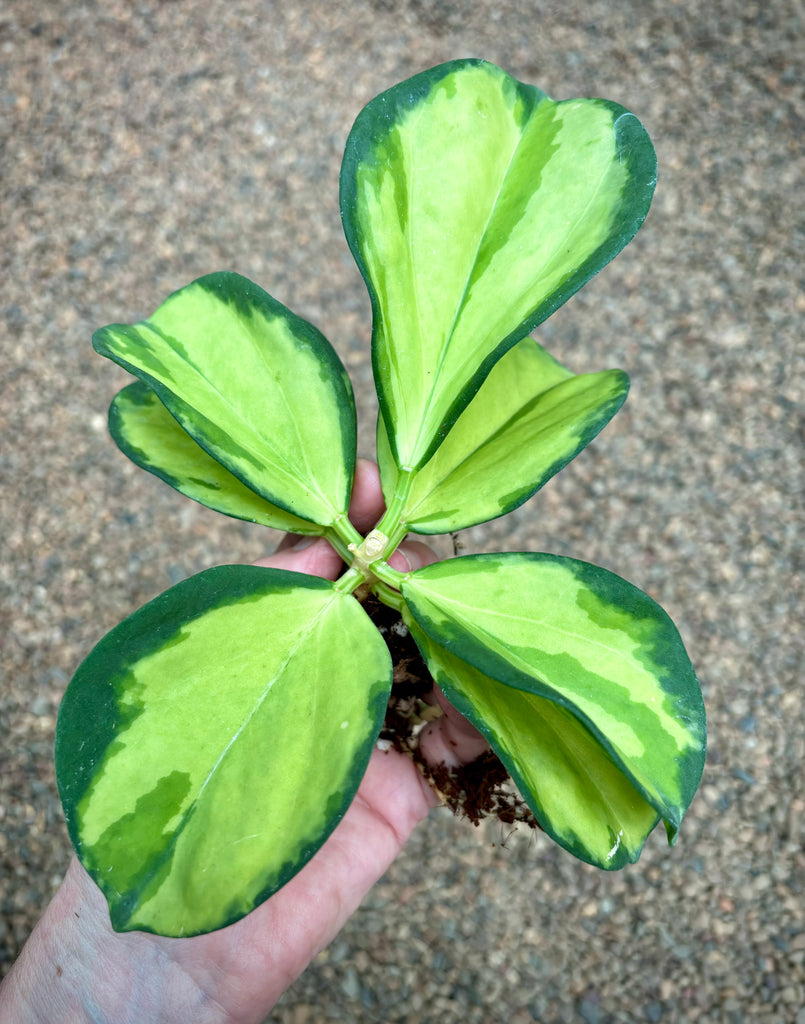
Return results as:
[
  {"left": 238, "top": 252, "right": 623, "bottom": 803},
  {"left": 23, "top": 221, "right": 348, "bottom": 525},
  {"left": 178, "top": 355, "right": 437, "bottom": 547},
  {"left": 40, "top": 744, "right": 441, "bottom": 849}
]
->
[{"left": 0, "top": 460, "right": 487, "bottom": 1024}]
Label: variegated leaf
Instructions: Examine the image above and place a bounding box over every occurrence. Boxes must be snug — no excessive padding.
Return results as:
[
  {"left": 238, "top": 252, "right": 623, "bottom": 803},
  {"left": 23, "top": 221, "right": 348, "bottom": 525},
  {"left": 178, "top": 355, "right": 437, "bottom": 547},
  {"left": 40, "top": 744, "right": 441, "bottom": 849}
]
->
[
  {"left": 55, "top": 566, "right": 391, "bottom": 936},
  {"left": 406, "top": 618, "right": 661, "bottom": 867},
  {"left": 402, "top": 553, "right": 705, "bottom": 853},
  {"left": 341, "top": 58, "right": 656, "bottom": 470},
  {"left": 110, "top": 382, "right": 321, "bottom": 534},
  {"left": 94, "top": 272, "right": 356, "bottom": 528},
  {"left": 378, "top": 339, "right": 628, "bottom": 533}
]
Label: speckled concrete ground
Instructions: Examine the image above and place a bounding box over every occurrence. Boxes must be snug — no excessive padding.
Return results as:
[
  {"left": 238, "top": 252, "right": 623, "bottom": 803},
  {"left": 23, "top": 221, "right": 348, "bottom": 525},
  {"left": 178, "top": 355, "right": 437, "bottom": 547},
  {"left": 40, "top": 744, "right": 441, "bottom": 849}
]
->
[{"left": 1, "top": 1, "right": 802, "bottom": 1021}]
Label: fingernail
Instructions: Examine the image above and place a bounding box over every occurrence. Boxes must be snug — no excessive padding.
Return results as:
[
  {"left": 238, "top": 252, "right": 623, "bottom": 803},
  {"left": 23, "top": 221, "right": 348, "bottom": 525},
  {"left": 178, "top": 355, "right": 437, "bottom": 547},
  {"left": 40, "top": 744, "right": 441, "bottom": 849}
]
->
[
  {"left": 391, "top": 547, "right": 417, "bottom": 572},
  {"left": 288, "top": 535, "right": 317, "bottom": 551}
]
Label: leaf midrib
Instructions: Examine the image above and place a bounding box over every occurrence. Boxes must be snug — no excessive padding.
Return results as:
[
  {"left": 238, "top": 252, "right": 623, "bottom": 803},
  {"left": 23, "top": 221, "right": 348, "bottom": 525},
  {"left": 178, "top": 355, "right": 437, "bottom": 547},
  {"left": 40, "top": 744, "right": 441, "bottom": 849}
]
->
[
  {"left": 147, "top": 320, "right": 334, "bottom": 517},
  {"left": 424, "top": 582, "right": 639, "bottom": 672},
  {"left": 405, "top": 374, "right": 610, "bottom": 518},
  {"left": 120, "top": 590, "right": 339, "bottom": 925},
  {"left": 195, "top": 591, "right": 337, "bottom": 804},
  {"left": 246, "top": 310, "right": 333, "bottom": 511},
  {"left": 409, "top": 109, "right": 531, "bottom": 464},
  {"left": 410, "top": 103, "right": 618, "bottom": 467}
]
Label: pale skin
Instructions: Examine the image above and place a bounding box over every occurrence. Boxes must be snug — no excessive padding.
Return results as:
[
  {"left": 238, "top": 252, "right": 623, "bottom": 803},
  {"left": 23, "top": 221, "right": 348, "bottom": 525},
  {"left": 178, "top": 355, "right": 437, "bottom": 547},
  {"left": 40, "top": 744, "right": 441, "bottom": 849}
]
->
[{"left": 0, "top": 461, "right": 488, "bottom": 1024}]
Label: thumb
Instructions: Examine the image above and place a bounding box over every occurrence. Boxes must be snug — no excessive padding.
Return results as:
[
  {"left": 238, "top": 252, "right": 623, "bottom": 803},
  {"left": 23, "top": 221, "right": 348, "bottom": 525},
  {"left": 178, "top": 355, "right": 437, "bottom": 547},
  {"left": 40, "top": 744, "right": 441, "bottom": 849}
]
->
[{"left": 387, "top": 540, "right": 438, "bottom": 574}]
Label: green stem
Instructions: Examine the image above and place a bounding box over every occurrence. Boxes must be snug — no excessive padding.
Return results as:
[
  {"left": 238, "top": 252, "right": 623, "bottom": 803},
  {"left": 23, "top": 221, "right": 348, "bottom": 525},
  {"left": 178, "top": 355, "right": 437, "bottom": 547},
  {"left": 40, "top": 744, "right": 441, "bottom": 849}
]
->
[
  {"left": 329, "top": 515, "right": 365, "bottom": 554},
  {"left": 330, "top": 469, "right": 417, "bottom": 597},
  {"left": 323, "top": 528, "right": 352, "bottom": 565},
  {"left": 325, "top": 513, "right": 369, "bottom": 567},
  {"left": 372, "top": 559, "right": 406, "bottom": 589},
  {"left": 334, "top": 566, "right": 367, "bottom": 595},
  {"left": 375, "top": 468, "right": 415, "bottom": 542},
  {"left": 371, "top": 579, "right": 405, "bottom": 611}
]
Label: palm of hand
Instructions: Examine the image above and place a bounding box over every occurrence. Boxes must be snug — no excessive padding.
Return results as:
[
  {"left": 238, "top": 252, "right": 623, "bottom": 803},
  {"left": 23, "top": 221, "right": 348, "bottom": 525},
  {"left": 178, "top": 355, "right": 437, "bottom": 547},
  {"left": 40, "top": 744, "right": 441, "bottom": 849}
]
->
[{"left": 30, "top": 461, "right": 485, "bottom": 1024}]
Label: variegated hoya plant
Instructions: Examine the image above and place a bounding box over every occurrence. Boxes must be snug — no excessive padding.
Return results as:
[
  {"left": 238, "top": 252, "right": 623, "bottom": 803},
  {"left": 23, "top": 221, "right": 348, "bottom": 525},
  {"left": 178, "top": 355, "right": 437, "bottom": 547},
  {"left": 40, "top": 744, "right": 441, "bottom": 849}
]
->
[{"left": 55, "top": 59, "right": 706, "bottom": 938}]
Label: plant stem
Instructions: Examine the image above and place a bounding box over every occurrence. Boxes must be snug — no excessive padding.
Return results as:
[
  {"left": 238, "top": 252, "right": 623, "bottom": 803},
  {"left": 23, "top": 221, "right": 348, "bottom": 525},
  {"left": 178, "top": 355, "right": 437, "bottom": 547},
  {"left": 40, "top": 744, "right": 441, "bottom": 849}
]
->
[
  {"left": 331, "top": 470, "right": 416, "bottom": 597},
  {"left": 375, "top": 468, "right": 416, "bottom": 542},
  {"left": 330, "top": 515, "right": 365, "bottom": 554},
  {"left": 324, "top": 528, "right": 353, "bottom": 565},
  {"left": 371, "top": 559, "right": 405, "bottom": 588},
  {"left": 371, "top": 579, "right": 404, "bottom": 610},
  {"left": 334, "top": 566, "right": 366, "bottom": 594}
]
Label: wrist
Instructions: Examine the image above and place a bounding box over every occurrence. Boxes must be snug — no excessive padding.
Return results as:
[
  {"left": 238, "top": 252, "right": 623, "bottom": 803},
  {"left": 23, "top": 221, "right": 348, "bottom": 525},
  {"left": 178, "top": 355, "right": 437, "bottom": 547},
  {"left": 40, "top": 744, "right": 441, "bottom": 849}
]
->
[{"left": 0, "top": 858, "right": 230, "bottom": 1024}]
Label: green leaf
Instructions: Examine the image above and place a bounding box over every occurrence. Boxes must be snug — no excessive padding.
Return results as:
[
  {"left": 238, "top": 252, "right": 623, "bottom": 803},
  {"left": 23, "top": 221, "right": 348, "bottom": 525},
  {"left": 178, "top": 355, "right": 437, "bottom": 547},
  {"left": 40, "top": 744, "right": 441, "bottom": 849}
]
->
[
  {"left": 94, "top": 271, "right": 356, "bottom": 528},
  {"left": 341, "top": 58, "right": 656, "bottom": 471},
  {"left": 55, "top": 566, "right": 391, "bottom": 936},
  {"left": 110, "top": 382, "right": 322, "bottom": 534},
  {"left": 378, "top": 339, "right": 628, "bottom": 533},
  {"left": 402, "top": 553, "right": 705, "bottom": 859},
  {"left": 406, "top": 618, "right": 660, "bottom": 868}
]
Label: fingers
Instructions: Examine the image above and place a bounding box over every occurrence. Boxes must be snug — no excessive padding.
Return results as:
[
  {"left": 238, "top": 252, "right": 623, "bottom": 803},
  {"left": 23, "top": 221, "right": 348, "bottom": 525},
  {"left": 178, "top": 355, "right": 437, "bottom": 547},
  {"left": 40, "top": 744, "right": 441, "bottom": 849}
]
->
[
  {"left": 253, "top": 536, "right": 343, "bottom": 578},
  {"left": 418, "top": 686, "right": 490, "bottom": 768},
  {"left": 259, "top": 460, "right": 436, "bottom": 580},
  {"left": 253, "top": 460, "right": 485, "bottom": 769},
  {"left": 255, "top": 460, "right": 385, "bottom": 580},
  {"left": 348, "top": 458, "right": 386, "bottom": 533},
  {"left": 387, "top": 540, "right": 437, "bottom": 573},
  {"left": 256, "top": 532, "right": 437, "bottom": 580}
]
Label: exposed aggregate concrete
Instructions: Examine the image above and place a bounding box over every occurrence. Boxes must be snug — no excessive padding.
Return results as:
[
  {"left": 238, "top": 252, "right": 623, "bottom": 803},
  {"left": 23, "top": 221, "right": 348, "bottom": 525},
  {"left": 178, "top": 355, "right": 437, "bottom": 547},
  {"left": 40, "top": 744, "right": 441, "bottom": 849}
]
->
[{"left": 1, "top": 1, "right": 802, "bottom": 1021}]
